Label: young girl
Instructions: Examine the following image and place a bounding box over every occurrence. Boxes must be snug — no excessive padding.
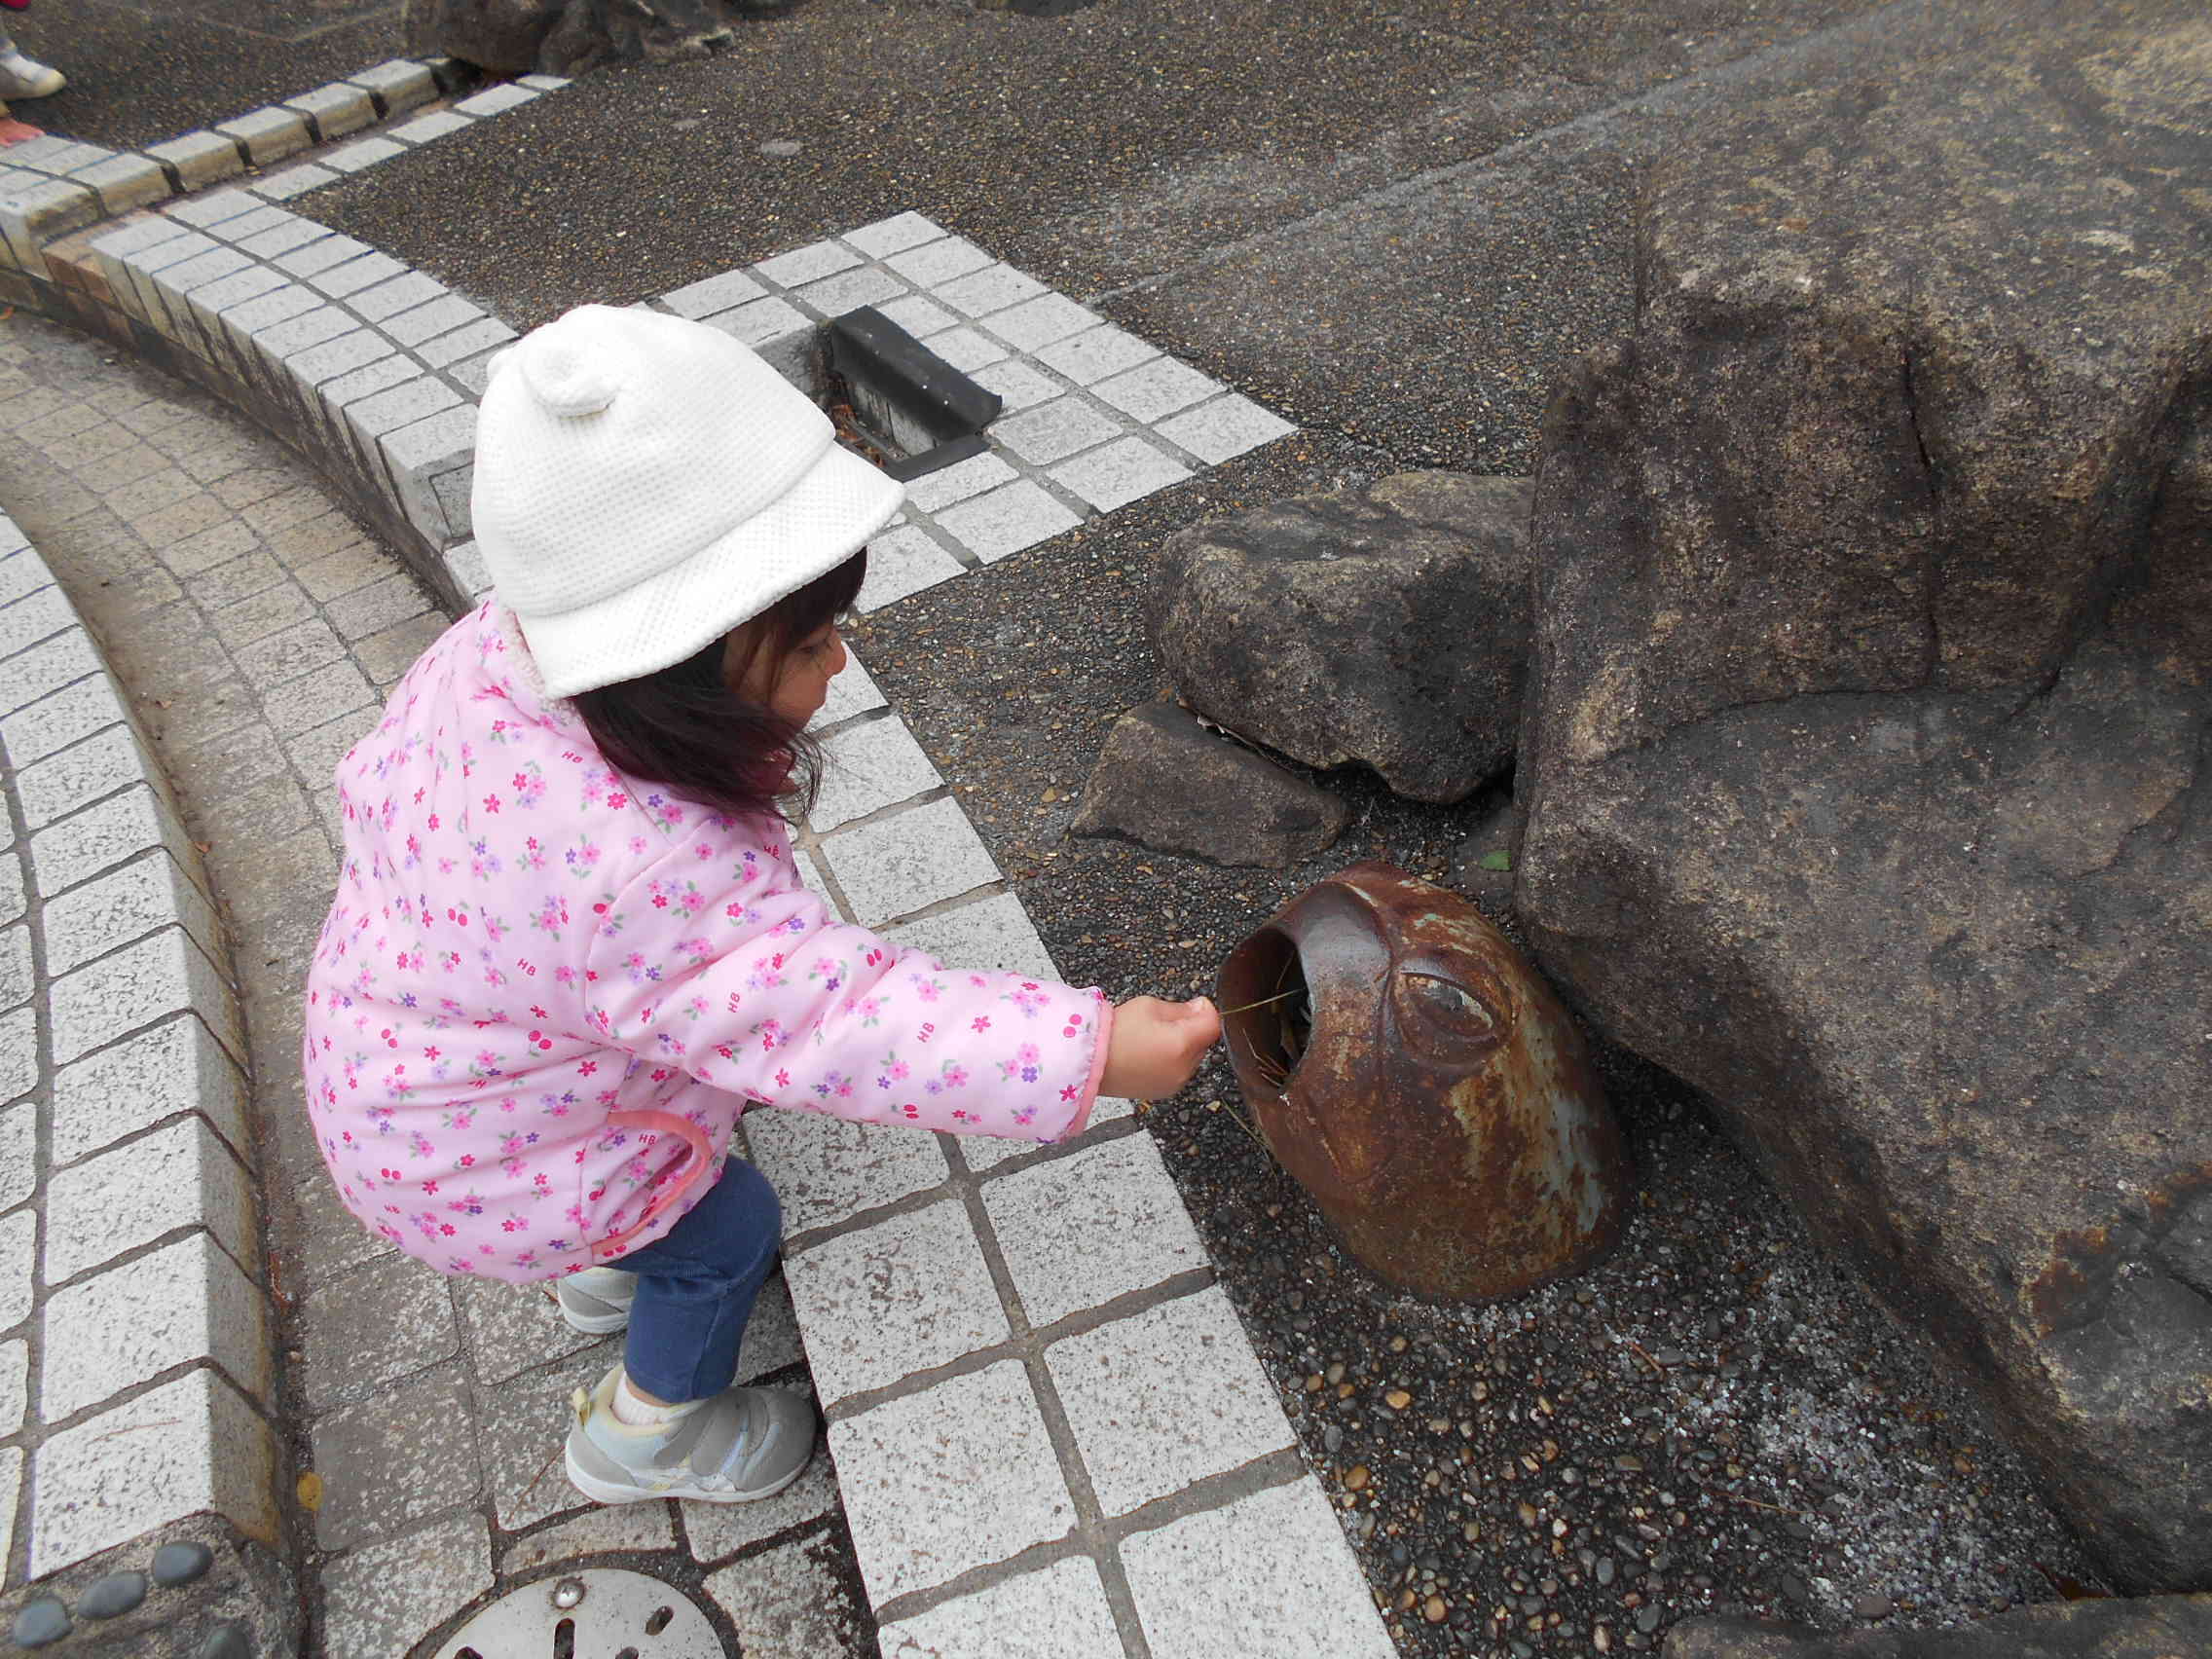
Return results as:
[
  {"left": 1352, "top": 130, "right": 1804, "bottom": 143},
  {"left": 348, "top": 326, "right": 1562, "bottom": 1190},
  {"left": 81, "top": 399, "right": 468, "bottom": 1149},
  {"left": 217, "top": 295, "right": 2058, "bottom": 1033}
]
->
[{"left": 303, "top": 304, "right": 1220, "bottom": 1506}]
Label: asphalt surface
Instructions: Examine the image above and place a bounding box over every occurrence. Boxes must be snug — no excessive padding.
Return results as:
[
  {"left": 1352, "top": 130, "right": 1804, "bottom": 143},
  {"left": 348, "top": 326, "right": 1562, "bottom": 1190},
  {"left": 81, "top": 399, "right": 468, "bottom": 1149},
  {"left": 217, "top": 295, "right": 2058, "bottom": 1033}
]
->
[{"left": 7, "top": 0, "right": 2117, "bottom": 1650}]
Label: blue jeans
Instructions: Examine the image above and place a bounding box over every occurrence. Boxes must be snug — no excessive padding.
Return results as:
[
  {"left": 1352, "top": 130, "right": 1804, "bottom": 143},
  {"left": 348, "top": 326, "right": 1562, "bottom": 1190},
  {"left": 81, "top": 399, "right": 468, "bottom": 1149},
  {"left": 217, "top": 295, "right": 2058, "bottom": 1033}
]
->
[{"left": 609, "top": 1155, "right": 782, "bottom": 1404}]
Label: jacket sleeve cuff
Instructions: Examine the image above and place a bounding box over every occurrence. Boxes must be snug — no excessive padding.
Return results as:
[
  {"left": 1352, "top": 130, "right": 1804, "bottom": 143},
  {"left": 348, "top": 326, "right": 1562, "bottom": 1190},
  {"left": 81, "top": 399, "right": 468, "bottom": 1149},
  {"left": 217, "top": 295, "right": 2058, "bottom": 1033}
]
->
[{"left": 1057, "top": 990, "right": 1115, "bottom": 1140}]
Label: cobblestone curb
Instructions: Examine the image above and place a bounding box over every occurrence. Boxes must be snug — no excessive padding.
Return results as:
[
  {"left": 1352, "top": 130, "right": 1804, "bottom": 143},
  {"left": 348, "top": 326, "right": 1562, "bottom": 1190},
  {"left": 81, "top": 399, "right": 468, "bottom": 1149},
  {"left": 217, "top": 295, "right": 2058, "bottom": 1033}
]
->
[
  {"left": 0, "top": 76, "right": 574, "bottom": 622},
  {"left": 0, "top": 510, "right": 298, "bottom": 1652},
  {"left": 0, "top": 57, "right": 505, "bottom": 268}
]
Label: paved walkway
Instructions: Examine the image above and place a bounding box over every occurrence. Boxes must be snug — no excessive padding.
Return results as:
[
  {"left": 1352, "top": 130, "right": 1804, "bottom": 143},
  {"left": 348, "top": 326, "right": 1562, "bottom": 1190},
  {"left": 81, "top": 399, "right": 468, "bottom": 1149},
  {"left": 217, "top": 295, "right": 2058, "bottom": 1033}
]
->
[
  {"left": 0, "top": 305, "right": 875, "bottom": 1654},
  {"left": 0, "top": 174, "right": 1386, "bottom": 1650}
]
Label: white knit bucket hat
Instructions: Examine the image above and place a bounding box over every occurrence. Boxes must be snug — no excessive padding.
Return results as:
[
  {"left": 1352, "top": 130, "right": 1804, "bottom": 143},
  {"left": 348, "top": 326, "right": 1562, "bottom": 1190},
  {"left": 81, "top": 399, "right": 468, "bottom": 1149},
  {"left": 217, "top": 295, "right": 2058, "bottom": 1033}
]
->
[{"left": 470, "top": 304, "right": 904, "bottom": 697}]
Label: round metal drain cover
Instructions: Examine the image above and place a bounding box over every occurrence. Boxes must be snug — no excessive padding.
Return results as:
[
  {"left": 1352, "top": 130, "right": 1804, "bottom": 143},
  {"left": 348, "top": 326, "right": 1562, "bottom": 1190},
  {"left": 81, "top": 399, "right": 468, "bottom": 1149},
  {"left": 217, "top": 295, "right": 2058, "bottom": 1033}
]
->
[{"left": 432, "top": 1569, "right": 720, "bottom": 1658}]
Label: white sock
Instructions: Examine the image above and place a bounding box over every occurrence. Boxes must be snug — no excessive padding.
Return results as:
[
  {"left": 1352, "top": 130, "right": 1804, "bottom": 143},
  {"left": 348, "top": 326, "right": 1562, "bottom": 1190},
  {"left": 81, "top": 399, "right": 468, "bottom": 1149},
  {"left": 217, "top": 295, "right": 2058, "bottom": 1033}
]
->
[{"left": 610, "top": 1373, "right": 696, "bottom": 1425}]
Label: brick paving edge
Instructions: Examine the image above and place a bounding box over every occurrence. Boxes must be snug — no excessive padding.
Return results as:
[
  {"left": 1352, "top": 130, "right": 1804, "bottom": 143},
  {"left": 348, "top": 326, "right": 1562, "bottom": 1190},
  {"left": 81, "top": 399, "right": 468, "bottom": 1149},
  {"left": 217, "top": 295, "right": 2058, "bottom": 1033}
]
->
[{"left": 0, "top": 507, "right": 302, "bottom": 1651}]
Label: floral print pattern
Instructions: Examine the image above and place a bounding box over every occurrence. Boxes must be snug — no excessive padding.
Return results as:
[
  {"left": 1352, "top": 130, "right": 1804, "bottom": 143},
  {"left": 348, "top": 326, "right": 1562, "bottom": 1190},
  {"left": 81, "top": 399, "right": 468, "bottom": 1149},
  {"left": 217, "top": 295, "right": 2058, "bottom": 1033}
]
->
[{"left": 303, "top": 605, "right": 1109, "bottom": 1283}]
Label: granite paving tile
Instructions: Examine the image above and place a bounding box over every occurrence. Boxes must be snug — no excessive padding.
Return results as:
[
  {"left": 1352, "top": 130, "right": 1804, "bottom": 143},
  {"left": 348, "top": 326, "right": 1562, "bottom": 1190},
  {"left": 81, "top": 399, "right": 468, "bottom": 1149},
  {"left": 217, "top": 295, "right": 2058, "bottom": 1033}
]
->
[
  {"left": 981, "top": 1132, "right": 1206, "bottom": 1327},
  {"left": 817, "top": 795, "right": 1002, "bottom": 927},
  {"left": 1119, "top": 1478, "right": 1396, "bottom": 1659},
  {"left": 704, "top": 1531, "right": 870, "bottom": 1659},
  {"left": 873, "top": 1554, "right": 1123, "bottom": 1659},
  {"left": 1047, "top": 1286, "right": 1294, "bottom": 1516},
  {"left": 318, "top": 1514, "right": 492, "bottom": 1659},
  {"left": 931, "top": 479, "right": 1084, "bottom": 565},
  {"left": 500, "top": 1504, "right": 674, "bottom": 1575},
  {"left": 812, "top": 717, "right": 942, "bottom": 832},
  {"left": 42, "top": 1119, "right": 250, "bottom": 1282},
  {"left": 784, "top": 1199, "right": 1007, "bottom": 1405},
  {"left": 454, "top": 1274, "right": 604, "bottom": 1388},
  {"left": 828, "top": 1361, "right": 1074, "bottom": 1603},
  {"left": 40, "top": 1231, "right": 271, "bottom": 1419},
  {"left": 28, "top": 1370, "right": 275, "bottom": 1579},
  {"left": 743, "top": 1108, "right": 951, "bottom": 1237},
  {"left": 297, "top": 1252, "right": 459, "bottom": 1411},
  {"left": 309, "top": 1363, "right": 482, "bottom": 1550},
  {"left": 480, "top": 1343, "right": 620, "bottom": 1530}
]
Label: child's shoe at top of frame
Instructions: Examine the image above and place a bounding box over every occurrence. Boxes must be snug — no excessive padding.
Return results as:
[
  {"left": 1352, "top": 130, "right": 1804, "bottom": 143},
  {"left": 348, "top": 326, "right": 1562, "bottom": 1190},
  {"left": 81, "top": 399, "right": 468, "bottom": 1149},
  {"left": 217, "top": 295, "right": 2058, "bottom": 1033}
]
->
[{"left": 0, "top": 52, "right": 64, "bottom": 100}]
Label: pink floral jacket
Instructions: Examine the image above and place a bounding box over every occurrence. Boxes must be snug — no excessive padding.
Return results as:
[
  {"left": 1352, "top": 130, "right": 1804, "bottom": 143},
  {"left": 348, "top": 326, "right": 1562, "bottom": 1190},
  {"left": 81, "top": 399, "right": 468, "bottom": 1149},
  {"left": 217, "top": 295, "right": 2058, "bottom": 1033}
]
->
[{"left": 303, "top": 605, "right": 1111, "bottom": 1283}]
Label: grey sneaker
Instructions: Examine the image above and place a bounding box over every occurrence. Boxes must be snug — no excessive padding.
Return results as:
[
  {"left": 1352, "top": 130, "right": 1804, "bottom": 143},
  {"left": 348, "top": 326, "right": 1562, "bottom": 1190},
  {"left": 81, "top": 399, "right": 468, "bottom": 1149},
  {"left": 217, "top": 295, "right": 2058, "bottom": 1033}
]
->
[
  {"left": 565, "top": 1366, "right": 816, "bottom": 1505},
  {"left": 553, "top": 1265, "right": 637, "bottom": 1334},
  {"left": 0, "top": 53, "right": 65, "bottom": 100}
]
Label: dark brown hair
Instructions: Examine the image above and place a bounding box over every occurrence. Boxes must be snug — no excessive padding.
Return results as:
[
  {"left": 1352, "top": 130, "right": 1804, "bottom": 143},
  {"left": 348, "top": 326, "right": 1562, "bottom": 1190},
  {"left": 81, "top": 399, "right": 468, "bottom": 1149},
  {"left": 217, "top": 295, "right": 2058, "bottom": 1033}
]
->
[{"left": 571, "top": 548, "right": 867, "bottom": 823}]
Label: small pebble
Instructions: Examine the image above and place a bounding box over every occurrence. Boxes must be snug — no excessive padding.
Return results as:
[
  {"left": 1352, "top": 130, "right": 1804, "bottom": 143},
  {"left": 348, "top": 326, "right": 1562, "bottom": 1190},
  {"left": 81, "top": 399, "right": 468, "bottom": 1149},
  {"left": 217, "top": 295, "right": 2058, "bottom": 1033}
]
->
[
  {"left": 1384, "top": 1388, "right": 1412, "bottom": 1410},
  {"left": 11, "top": 1598, "right": 70, "bottom": 1648},
  {"left": 194, "top": 1622, "right": 254, "bottom": 1659},
  {"left": 1854, "top": 1594, "right": 1895, "bottom": 1621},
  {"left": 1343, "top": 1464, "right": 1371, "bottom": 1492},
  {"left": 80, "top": 1570, "right": 149, "bottom": 1619},
  {"left": 759, "top": 138, "right": 803, "bottom": 157},
  {"left": 1424, "top": 1595, "right": 1448, "bottom": 1623},
  {"left": 153, "top": 1540, "right": 216, "bottom": 1586},
  {"left": 1636, "top": 1604, "right": 1662, "bottom": 1634}
]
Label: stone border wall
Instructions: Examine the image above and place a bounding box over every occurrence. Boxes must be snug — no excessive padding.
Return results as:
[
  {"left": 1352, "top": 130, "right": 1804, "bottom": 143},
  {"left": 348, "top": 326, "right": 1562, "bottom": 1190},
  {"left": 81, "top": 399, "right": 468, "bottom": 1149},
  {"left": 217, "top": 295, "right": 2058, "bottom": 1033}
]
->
[
  {"left": 0, "top": 61, "right": 572, "bottom": 624},
  {"left": 0, "top": 508, "right": 298, "bottom": 1650}
]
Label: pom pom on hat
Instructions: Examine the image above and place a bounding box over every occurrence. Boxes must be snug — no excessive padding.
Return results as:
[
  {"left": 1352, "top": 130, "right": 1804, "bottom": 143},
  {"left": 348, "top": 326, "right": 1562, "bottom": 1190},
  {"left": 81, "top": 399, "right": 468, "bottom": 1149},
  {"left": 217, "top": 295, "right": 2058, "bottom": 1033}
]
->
[
  {"left": 470, "top": 305, "right": 903, "bottom": 698},
  {"left": 512, "top": 326, "right": 622, "bottom": 418}
]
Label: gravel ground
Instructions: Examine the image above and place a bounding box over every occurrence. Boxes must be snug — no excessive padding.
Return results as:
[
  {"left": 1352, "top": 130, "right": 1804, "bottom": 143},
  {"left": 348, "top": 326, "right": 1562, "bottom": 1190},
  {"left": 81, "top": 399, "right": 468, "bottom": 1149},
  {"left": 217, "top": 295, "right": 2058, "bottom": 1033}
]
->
[{"left": 850, "top": 424, "right": 2108, "bottom": 1654}]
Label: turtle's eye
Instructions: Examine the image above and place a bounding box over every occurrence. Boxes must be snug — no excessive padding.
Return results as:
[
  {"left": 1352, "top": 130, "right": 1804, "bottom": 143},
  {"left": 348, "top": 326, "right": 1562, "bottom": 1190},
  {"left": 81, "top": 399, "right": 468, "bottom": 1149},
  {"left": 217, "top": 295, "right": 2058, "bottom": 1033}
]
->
[{"left": 1389, "top": 966, "right": 1507, "bottom": 1063}]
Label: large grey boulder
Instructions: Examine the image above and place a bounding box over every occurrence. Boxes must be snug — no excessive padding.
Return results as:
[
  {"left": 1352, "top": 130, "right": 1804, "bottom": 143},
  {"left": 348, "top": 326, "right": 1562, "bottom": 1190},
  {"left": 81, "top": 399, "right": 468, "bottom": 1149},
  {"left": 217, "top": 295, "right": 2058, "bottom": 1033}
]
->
[
  {"left": 1514, "top": 0, "right": 2212, "bottom": 1593},
  {"left": 1071, "top": 702, "right": 1348, "bottom": 869},
  {"left": 1665, "top": 1596, "right": 2212, "bottom": 1659},
  {"left": 403, "top": 0, "right": 756, "bottom": 76},
  {"left": 1150, "top": 471, "right": 1531, "bottom": 803}
]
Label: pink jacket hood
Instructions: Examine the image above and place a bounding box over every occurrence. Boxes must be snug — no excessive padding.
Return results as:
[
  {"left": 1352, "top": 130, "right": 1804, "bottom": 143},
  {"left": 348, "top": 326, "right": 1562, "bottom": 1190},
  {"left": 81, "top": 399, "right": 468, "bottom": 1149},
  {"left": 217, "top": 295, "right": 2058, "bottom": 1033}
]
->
[{"left": 304, "top": 605, "right": 1109, "bottom": 1282}]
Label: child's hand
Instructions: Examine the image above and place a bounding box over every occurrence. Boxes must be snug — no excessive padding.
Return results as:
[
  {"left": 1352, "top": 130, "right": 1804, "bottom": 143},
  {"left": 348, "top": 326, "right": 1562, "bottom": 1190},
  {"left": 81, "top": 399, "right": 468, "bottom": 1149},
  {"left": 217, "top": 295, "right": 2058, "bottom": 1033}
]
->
[{"left": 1100, "top": 996, "right": 1222, "bottom": 1100}]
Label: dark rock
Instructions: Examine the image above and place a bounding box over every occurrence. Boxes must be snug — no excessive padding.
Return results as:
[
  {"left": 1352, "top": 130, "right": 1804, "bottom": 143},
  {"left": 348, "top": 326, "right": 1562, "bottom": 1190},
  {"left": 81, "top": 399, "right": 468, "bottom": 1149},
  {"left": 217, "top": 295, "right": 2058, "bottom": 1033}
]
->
[
  {"left": 1662, "top": 1595, "right": 2212, "bottom": 1658},
  {"left": 152, "top": 1540, "right": 216, "bottom": 1587},
  {"left": 10, "top": 1598, "right": 69, "bottom": 1647},
  {"left": 401, "top": 0, "right": 763, "bottom": 76},
  {"left": 1514, "top": 0, "right": 2212, "bottom": 1593},
  {"left": 79, "top": 1570, "right": 148, "bottom": 1618},
  {"left": 1071, "top": 701, "right": 1349, "bottom": 869},
  {"left": 193, "top": 1621, "right": 254, "bottom": 1659},
  {"left": 1152, "top": 471, "right": 1532, "bottom": 803}
]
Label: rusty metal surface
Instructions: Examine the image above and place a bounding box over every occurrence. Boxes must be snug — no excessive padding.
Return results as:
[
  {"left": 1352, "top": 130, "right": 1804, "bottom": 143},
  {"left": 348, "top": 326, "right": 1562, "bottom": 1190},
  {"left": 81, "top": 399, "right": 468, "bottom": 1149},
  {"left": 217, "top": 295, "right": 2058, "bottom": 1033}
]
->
[{"left": 1218, "top": 862, "right": 1630, "bottom": 1301}]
